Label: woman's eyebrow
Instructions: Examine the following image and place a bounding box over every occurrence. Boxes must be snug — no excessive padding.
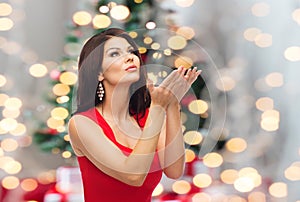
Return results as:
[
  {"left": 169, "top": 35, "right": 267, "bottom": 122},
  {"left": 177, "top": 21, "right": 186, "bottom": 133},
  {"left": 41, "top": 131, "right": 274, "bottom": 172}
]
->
[{"left": 105, "top": 47, "right": 120, "bottom": 53}]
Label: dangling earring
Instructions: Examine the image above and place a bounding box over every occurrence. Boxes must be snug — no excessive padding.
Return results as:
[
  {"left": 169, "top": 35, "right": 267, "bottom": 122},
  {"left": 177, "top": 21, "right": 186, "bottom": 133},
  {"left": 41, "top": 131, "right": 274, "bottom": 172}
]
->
[{"left": 97, "top": 81, "right": 105, "bottom": 101}]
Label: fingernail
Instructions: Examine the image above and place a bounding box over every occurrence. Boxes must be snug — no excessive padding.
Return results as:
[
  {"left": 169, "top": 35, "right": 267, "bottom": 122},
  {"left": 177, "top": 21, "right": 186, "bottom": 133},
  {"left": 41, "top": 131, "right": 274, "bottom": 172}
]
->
[{"left": 193, "top": 66, "right": 197, "bottom": 70}]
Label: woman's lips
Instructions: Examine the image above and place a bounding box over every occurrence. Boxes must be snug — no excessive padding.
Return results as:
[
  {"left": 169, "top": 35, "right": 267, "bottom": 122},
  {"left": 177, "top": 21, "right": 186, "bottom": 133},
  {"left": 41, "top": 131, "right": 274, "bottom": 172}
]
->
[{"left": 125, "top": 65, "right": 138, "bottom": 72}]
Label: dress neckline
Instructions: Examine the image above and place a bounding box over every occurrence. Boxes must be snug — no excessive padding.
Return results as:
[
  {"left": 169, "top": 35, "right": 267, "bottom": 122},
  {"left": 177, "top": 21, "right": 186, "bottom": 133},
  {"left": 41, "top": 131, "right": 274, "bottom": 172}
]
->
[{"left": 93, "top": 107, "right": 133, "bottom": 153}]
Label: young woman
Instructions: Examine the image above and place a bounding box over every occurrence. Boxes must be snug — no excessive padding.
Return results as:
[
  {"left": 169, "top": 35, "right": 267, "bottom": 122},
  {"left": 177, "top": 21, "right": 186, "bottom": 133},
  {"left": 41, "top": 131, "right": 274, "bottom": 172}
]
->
[{"left": 68, "top": 28, "right": 201, "bottom": 202}]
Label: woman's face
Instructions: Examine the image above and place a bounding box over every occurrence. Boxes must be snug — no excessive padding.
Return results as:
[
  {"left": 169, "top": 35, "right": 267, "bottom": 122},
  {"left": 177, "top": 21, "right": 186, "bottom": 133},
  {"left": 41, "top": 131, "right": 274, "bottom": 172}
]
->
[{"left": 101, "top": 37, "right": 140, "bottom": 85}]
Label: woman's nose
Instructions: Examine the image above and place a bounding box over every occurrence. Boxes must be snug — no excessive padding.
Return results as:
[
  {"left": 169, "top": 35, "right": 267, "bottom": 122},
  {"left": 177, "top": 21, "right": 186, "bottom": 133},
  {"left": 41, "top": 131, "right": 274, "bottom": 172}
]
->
[{"left": 124, "top": 53, "right": 134, "bottom": 63}]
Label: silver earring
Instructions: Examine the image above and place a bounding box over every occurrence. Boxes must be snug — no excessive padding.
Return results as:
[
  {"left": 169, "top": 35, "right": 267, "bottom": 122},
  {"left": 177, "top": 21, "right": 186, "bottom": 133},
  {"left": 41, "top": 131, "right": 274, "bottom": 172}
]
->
[{"left": 97, "top": 81, "right": 105, "bottom": 101}]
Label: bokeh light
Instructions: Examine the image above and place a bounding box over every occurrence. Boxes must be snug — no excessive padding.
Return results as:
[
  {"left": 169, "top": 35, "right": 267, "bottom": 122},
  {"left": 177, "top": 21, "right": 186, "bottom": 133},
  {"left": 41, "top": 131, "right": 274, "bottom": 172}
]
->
[
  {"left": 167, "top": 35, "right": 187, "bottom": 50},
  {"left": 226, "top": 137, "right": 247, "bottom": 153},
  {"left": 188, "top": 100, "right": 208, "bottom": 114},
  {"left": 184, "top": 130, "right": 203, "bottom": 145},
  {"left": 73, "top": 11, "right": 92, "bottom": 26},
  {"left": 284, "top": 46, "right": 300, "bottom": 62},
  {"left": 203, "top": 152, "right": 223, "bottom": 168},
  {"left": 251, "top": 2, "right": 270, "bottom": 17},
  {"left": 110, "top": 5, "right": 130, "bottom": 20},
  {"left": 0, "top": 17, "right": 14, "bottom": 31},
  {"left": 2, "top": 176, "right": 19, "bottom": 189},
  {"left": 172, "top": 180, "right": 191, "bottom": 194},
  {"left": 152, "top": 183, "right": 164, "bottom": 197},
  {"left": 0, "top": 3, "right": 13, "bottom": 16},
  {"left": 29, "top": 63, "right": 48, "bottom": 78},
  {"left": 269, "top": 182, "right": 287, "bottom": 198},
  {"left": 93, "top": 14, "right": 111, "bottom": 29},
  {"left": 220, "top": 169, "right": 239, "bottom": 184},
  {"left": 0, "top": 74, "right": 7, "bottom": 87},
  {"left": 265, "top": 72, "right": 284, "bottom": 87},
  {"left": 193, "top": 173, "right": 212, "bottom": 188},
  {"left": 175, "top": 0, "right": 195, "bottom": 7},
  {"left": 255, "top": 97, "right": 274, "bottom": 111},
  {"left": 21, "top": 178, "right": 38, "bottom": 192}
]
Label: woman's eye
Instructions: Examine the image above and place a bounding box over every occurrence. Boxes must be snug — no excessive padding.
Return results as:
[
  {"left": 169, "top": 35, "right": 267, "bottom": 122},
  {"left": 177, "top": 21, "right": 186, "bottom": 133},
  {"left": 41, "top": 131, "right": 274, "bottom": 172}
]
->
[{"left": 109, "top": 52, "right": 120, "bottom": 57}]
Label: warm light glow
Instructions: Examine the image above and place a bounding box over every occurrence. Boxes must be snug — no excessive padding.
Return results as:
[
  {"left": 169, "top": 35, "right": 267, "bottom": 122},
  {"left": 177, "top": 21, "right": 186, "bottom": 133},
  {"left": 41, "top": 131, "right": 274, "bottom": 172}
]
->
[
  {"left": 254, "top": 33, "right": 272, "bottom": 48},
  {"left": 192, "top": 192, "right": 211, "bottom": 202},
  {"left": 9, "top": 123, "right": 26, "bottom": 136},
  {"left": 234, "top": 177, "right": 255, "bottom": 192},
  {"left": 193, "top": 173, "right": 212, "bottom": 188},
  {"left": 138, "top": 47, "right": 147, "bottom": 55},
  {"left": 110, "top": 5, "right": 130, "bottom": 20},
  {"left": 3, "top": 108, "right": 20, "bottom": 118},
  {"left": 239, "top": 167, "right": 261, "bottom": 187},
  {"left": 99, "top": 6, "right": 109, "bottom": 14},
  {"left": 172, "top": 180, "right": 191, "bottom": 194},
  {"left": 151, "top": 42, "right": 160, "bottom": 50},
  {"left": 284, "top": 46, "right": 300, "bottom": 62},
  {"left": 0, "top": 93, "right": 9, "bottom": 106},
  {"left": 185, "top": 149, "right": 196, "bottom": 163},
  {"left": 0, "top": 74, "right": 7, "bottom": 87},
  {"left": 63, "top": 134, "right": 70, "bottom": 141},
  {"left": 174, "top": 56, "right": 193, "bottom": 68},
  {"left": 3, "top": 160, "right": 22, "bottom": 174},
  {"left": 284, "top": 163, "right": 300, "bottom": 181},
  {"left": 248, "top": 191, "right": 266, "bottom": 202},
  {"left": 146, "top": 21, "right": 156, "bottom": 29},
  {"left": 152, "top": 52, "right": 162, "bottom": 59},
  {"left": 184, "top": 130, "right": 203, "bottom": 145},
  {"left": 4, "top": 97, "right": 22, "bottom": 109},
  {"left": 261, "top": 109, "right": 280, "bottom": 131},
  {"left": 21, "top": 178, "right": 38, "bottom": 192},
  {"left": 0, "top": 3, "right": 12, "bottom": 16},
  {"left": 251, "top": 2, "right": 270, "bottom": 17},
  {"left": 2, "top": 41, "right": 21, "bottom": 55},
  {"left": 292, "top": 9, "right": 300, "bottom": 25},
  {"left": 134, "top": 0, "right": 143, "bottom": 3},
  {"left": 152, "top": 183, "right": 164, "bottom": 197},
  {"left": 52, "top": 83, "right": 70, "bottom": 96},
  {"left": 203, "top": 152, "right": 223, "bottom": 168},
  {"left": 62, "top": 151, "right": 72, "bottom": 158},
  {"left": 255, "top": 97, "right": 274, "bottom": 111},
  {"left": 93, "top": 14, "right": 111, "bottom": 29},
  {"left": 188, "top": 100, "right": 208, "bottom": 114},
  {"left": 47, "top": 117, "right": 64, "bottom": 129},
  {"left": 0, "top": 156, "right": 14, "bottom": 168},
  {"left": 176, "top": 26, "right": 195, "bottom": 40},
  {"left": 143, "top": 36, "right": 153, "bottom": 44},
  {"left": 164, "top": 48, "right": 172, "bottom": 56},
  {"left": 1, "top": 138, "right": 18, "bottom": 152},
  {"left": 37, "top": 171, "right": 56, "bottom": 184},
  {"left": 167, "top": 35, "right": 187, "bottom": 50},
  {"left": 2, "top": 176, "right": 19, "bottom": 189},
  {"left": 0, "top": 118, "right": 18, "bottom": 131},
  {"left": 56, "top": 96, "right": 69, "bottom": 104},
  {"left": 269, "top": 182, "right": 287, "bottom": 198},
  {"left": 226, "top": 138, "right": 247, "bottom": 153},
  {"left": 0, "top": 17, "right": 13, "bottom": 31},
  {"left": 129, "top": 31, "right": 138, "bottom": 38},
  {"left": 29, "top": 63, "right": 48, "bottom": 78},
  {"left": 51, "top": 107, "right": 69, "bottom": 120},
  {"left": 73, "top": 11, "right": 92, "bottom": 26},
  {"left": 216, "top": 76, "right": 236, "bottom": 91},
  {"left": 265, "top": 72, "right": 283, "bottom": 87},
  {"left": 59, "top": 72, "right": 77, "bottom": 85},
  {"left": 244, "top": 27, "right": 262, "bottom": 42},
  {"left": 220, "top": 169, "right": 239, "bottom": 184},
  {"left": 175, "top": 0, "right": 195, "bottom": 7}
]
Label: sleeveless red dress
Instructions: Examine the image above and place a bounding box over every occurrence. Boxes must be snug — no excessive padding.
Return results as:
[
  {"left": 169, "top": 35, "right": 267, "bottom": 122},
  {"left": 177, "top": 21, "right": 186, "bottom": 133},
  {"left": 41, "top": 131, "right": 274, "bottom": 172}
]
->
[{"left": 77, "top": 107, "right": 163, "bottom": 202}]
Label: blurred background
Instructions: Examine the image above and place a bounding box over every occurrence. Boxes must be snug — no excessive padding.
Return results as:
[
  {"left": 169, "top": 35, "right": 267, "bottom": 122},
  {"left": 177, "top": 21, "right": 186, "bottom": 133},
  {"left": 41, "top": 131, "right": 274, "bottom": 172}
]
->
[{"left": 0, "top": 0, "right": 300, "bottom": 201}]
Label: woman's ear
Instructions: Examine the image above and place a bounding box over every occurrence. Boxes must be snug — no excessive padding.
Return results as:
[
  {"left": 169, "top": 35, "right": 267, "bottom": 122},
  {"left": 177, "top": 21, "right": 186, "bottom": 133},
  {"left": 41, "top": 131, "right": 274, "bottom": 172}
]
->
[{"left": 98, "top": 73, "right": 104, "bottom": 81}]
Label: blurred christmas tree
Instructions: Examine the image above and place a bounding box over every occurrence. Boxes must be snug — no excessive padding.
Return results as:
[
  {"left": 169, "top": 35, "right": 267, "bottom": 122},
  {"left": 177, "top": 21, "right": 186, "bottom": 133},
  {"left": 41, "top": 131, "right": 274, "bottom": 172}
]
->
[{"left": 33, "top": 0, "right": 211, "bottom": 166}]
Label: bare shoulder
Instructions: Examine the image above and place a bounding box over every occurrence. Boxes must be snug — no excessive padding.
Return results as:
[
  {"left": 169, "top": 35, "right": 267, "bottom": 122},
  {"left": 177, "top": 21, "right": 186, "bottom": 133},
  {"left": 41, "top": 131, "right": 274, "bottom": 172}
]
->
[{"left": 68, "top": 114, "right": 102, "bottom": 156}]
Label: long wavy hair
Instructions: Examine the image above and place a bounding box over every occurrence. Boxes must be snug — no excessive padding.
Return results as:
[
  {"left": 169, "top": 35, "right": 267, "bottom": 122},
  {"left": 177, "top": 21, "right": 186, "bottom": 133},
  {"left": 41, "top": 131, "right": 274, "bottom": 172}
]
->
[{"left": 74, "top": 28, "right": 151, "bottom": 120}]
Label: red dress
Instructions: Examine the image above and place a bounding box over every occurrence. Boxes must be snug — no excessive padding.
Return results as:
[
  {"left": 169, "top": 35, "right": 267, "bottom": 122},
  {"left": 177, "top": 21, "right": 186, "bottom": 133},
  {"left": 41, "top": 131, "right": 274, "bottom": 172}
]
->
[{"left": 77, "top": 107, "right": 162, "bottom": 202}]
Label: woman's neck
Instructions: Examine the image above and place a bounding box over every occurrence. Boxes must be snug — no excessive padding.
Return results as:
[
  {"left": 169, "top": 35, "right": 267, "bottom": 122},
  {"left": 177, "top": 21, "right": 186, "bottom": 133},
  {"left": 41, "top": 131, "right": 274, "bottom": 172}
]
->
[{"left": 100, "top": 83, "right": 131, "bottom": 121}]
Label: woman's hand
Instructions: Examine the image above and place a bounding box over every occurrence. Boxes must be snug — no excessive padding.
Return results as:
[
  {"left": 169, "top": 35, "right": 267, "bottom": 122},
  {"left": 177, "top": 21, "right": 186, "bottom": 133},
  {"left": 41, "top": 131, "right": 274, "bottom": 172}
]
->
[{"left": 162, "top": 66, "right": 202, "bottom": 105}]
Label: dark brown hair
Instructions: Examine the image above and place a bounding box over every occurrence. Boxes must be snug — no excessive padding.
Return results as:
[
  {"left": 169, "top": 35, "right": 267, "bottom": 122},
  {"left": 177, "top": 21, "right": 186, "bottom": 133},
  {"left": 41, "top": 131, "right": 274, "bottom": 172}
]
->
[{"left": 75, "top": 28, "right": 150, "bottom": 120}]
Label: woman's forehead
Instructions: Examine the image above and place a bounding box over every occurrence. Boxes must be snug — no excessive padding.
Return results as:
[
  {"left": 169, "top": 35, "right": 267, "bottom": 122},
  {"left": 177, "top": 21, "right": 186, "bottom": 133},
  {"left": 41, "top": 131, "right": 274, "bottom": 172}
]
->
[{"left": 104, "top": 36, "right": 131, "bottom": 49}]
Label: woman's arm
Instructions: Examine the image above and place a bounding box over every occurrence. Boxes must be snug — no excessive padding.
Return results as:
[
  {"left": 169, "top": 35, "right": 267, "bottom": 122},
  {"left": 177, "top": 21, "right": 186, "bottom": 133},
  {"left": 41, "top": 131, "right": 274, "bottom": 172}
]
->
[
  {"left": 158, "top": 66, "right": 202, "bottom": 179},
  {"left": 160, "top": 101, "right": 185, "bottom": 179}
]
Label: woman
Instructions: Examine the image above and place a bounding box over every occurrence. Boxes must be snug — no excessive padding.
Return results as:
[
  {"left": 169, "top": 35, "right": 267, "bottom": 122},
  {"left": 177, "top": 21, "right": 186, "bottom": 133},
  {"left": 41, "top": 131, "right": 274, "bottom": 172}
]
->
[{"left": 68, "top": 28, "right": 201, "bottom": 202}]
